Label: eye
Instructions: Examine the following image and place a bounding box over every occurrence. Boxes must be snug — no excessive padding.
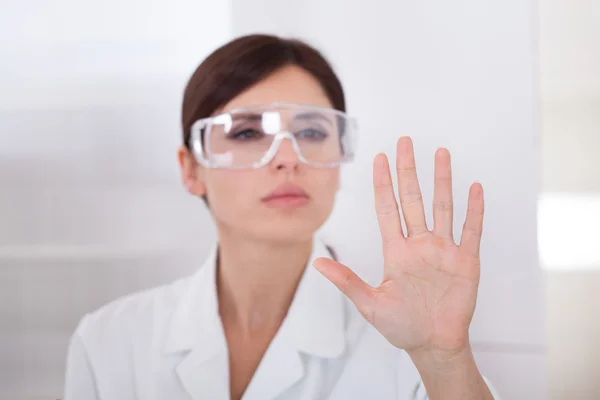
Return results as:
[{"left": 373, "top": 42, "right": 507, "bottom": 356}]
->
[
  {"left": 228, "top": 128, "right": 263, "bottom": 140},
  {"left": 296, "top": 128, "right": 328, "bottom": 141}
]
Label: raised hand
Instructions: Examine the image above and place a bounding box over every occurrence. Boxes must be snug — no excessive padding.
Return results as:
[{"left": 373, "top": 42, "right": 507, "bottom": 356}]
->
[{"left": 314, "top": 136, "right": 484, "bottom": 356}]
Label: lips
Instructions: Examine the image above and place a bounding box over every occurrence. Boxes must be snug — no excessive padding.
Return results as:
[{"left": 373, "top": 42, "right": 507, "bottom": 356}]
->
[{"left": 262, "top": 183, "right": 309, "bottom": 208}]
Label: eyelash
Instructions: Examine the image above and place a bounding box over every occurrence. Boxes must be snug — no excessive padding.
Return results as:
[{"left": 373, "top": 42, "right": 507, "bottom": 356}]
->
[
  {"left": 225, "top": 127, "right": 329, "bottom": 141},
  {"left": 228, "top": 128, "right": 263, "bottom": 140},
  {"left": 296, "top": 128, "right": 328, "bottom": 140}
]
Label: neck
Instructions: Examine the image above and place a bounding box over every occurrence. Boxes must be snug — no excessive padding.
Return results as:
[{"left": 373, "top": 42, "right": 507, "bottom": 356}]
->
[{"left": 215, "top": 229, "right": 313, "bottom": 332}]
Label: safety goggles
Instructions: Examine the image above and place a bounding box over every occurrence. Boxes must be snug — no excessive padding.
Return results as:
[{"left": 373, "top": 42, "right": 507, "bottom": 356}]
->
[{"left": 189, "top": 103, "right": 357, "bottom": 169}]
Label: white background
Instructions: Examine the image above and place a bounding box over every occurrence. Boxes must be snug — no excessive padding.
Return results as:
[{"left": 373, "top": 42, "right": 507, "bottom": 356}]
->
[
  {"left": 538, "top": 0, "right": 600, "bottom": 398},
  {"left": 0, "top": 1, "right": 551, "bottom": 399}
]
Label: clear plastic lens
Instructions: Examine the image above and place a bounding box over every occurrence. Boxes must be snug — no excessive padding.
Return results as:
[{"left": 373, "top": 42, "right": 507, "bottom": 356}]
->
[{"left": 190, "top": 103, "right": 356, "bottom": 169}]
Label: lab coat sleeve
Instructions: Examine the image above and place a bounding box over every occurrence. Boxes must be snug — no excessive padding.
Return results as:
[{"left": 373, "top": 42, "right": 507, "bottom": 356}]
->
[
  {"left": 63, "top": 320, "right": 101, "bottom": 400},
  {"left": 411, "top": 376, "right": 502, "bottom": 400}
]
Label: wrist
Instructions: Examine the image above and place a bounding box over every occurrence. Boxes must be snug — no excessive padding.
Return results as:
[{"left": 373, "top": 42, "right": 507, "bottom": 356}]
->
[
  {"left": 408, "top": 344, "right": 492, "bottom": 400},
  {"left": 408, "top": 344, "right": 475, "bottom": 376}
]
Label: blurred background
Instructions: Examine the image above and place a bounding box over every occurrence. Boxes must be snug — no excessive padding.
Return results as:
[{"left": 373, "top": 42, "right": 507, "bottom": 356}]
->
[
  {"left": 538, "top": 1, "right": 600, "bottom": 398},
  {"left": 0, "top": 0, "right": 597, "bottom": 399}
]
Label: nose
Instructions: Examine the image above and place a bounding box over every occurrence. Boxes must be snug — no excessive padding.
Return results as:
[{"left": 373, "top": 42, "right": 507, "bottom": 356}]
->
[{"left": 270, "top": 137, "right": 300, "bottom": 171}]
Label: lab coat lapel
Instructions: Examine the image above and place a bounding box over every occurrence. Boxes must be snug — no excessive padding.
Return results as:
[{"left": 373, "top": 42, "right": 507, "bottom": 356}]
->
[
  {"left": 287, "top": 239, "right": 346, "bottom": 359},
  {"left": 175, "top": 345, "right": 230, "bottom": 400},
  {"left": 165, "top": 246, "right": 231, "bottom": 400},
  {"left": 241, "top": 319, "right": 304, "bottom": 400}
]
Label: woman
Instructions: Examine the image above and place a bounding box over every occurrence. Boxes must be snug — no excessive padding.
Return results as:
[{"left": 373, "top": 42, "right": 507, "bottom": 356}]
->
[{"left": 64, "top": 34, "right": 500, "bottom": 400}]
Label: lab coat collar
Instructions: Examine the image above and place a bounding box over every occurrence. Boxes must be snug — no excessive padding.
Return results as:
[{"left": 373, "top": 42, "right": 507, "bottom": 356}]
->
[
  {"left": 163, "top": 243, "right": 224, "bottom": 358},
  {"left": 163, "top": 237, "right": 347, "bottom": 399},
  {"left": 285, "top": 238, "right": 346, "bottom": 358}
]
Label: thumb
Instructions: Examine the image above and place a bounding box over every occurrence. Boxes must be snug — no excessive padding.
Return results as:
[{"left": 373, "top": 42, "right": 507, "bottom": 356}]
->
[{"left": 313, "top": 257, "right": 375, "bottom": 319}]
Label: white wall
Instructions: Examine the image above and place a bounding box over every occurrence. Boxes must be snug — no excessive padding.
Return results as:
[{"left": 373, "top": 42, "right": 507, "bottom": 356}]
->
[
  {"left": 231, "top": 1, "right": 545, "bottom": 399},
  {"left": 539, "top": 0, "right": 600, "bottom": 194},
  {"left": 538, "top": 0, "right": 600, "bottom": 398},
  {"left": 0, "top": 1, "right": 231, "bottom": 398}
]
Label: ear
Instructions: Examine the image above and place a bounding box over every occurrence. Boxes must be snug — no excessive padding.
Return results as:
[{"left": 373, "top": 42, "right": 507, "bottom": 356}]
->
[{"left": 177, "top": 146, "right": 206, "bottom": 197}]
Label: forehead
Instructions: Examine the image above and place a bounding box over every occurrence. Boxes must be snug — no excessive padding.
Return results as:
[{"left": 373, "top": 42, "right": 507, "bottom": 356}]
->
[
  {"left": 226, "top": 107, "right": 338, "bottom": 130},
  {"left": 219, "top": 65, "right": 333, "bottom": 113}
]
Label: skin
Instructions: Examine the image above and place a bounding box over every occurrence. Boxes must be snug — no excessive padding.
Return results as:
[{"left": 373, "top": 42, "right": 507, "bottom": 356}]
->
[{"left": 178, "top": 65, "right": 493, "bottom": 400}]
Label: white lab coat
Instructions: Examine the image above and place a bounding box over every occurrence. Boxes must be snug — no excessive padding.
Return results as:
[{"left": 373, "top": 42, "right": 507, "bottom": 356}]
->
[{"left": 64, "top": 239, "right": 500, "bottom": 400}]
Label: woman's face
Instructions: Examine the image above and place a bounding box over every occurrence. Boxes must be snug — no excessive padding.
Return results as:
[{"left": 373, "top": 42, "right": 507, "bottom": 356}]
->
[{"left": 179, "top": 65, "right": 341, "bottom": 243}]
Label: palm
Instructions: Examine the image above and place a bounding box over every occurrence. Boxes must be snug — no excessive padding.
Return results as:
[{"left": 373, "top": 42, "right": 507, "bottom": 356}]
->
[
  {"left": 315, "top": 137, "right": 484, "bottom": 354},
  {"left": 369, "top": 234, "right": 480, "bottom": 352}
]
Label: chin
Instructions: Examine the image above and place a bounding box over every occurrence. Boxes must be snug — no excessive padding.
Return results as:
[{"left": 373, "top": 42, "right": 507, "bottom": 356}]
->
[
  {"left": 261, "top": 225, "right": 317, "bottom": 244},
  {"left": 253, "top": 218, "right": 324, "bottom": 244}
]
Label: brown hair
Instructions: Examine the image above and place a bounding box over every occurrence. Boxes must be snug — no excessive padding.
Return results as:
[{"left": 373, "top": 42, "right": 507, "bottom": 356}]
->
[{"left": 181, "top": 34, "right": 346, "bottom": 148}]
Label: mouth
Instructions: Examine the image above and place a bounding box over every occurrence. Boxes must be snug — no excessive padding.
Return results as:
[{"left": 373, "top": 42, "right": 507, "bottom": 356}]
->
[{"left": 262, "top": 183, "right": 310, "bottom": 208}]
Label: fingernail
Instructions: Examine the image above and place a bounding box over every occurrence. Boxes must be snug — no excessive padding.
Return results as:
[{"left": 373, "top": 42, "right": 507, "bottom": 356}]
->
[{"left": 313, "top": 259, "right": 326, "bottom": 273}]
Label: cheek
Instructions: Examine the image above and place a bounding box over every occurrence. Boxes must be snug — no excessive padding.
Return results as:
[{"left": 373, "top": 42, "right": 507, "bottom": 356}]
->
[
  {"left": 310, "top": 169, "right": 341, "bottom": 203},
  {"left": 204, "top": 170, "right": 259, "bottom": 214}
]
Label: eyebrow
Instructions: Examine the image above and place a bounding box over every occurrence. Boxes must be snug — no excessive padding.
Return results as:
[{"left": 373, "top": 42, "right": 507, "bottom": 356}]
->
[
  {"left": 293, "top": 112, "right": 334, "bottom": 126},
  {"left": 231, "top": 113, "right": 263, "bottom": 122}
]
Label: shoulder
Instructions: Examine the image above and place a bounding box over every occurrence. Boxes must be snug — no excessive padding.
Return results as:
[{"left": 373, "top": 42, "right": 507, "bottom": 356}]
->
[{"left": 73, "top": 274, "right": 192, "bottom": 352}]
